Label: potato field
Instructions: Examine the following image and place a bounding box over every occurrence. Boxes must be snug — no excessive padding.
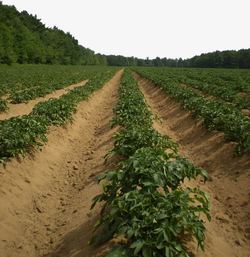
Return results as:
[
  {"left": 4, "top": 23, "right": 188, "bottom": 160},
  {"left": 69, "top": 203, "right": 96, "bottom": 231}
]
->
[{"left": 0, "top": 65, "right": 249, "bottom": 257}]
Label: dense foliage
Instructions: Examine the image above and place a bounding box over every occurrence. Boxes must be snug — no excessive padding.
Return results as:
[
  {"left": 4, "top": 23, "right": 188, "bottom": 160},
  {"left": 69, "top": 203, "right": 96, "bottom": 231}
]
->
[
  {"left": 134, "top": 67, "right": 250, "bottom": 154},
  {"left": 0, "top": 68, "right": 117, "bottom": 162},
  {"left": 186, "top": 49, "right": 250, "bottom": 69},
  {"left": 92, "top": 70, "right": 210, "bottom": 257},
  {"left": 0, "top": 2, "right": 106, "bottom": 65}
]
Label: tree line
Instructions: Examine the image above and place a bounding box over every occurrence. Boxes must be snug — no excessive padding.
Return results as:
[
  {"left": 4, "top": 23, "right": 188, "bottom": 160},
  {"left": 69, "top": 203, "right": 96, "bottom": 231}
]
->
[
  {"left": 106, "top": 49, "right": 250, "bottom": 68},
  {"left": 0, "top": 2, "right": 249, "bottom": 68},
  {"left": 0, "top": 2, "right": 106, "bottom": 65}
]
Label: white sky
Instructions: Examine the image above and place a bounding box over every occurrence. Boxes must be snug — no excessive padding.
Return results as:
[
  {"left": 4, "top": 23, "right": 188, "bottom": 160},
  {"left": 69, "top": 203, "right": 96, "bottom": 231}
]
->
[{"left": 2, "top": 0, "right": 250, "bottom": 59}]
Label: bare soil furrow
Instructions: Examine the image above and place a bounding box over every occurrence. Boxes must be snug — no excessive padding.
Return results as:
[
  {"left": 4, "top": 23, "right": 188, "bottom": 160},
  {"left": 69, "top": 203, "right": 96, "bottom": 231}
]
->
[
  {"left": 0, "top": 70, "right": 122, "bottom": 257},
  {"left": 135, "top": 73, "right": 250, "bottom": 257}
]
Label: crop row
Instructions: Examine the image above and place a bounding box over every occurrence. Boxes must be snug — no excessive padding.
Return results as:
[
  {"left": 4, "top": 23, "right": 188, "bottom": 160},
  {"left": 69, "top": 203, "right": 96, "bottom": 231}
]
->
[
  {"left": 91, "top": 70, "right": 210, "bottom": 257},
  {"left": 167, "top": 68, "right": 250, "bottom": 93},
  {"left": 134, "top": 68, "right": 250, "bottom": 154},
  {"left": 174, "top": 72, "right": 249, "bottom": 110},
  {"left": 178, "top": 75, "right": 249, "bottom": 110},
  {"left": 0, "top": 65, "right": 113, "bottom": 105},
  {"left": 138, "top": 68, "right": 250, "bottom": 110},
  {"left": 183, "top": 68, "right": 250, "bottom": 93},
  {"left": 0, "top": 69, "right": 117, "bottom": 162}
]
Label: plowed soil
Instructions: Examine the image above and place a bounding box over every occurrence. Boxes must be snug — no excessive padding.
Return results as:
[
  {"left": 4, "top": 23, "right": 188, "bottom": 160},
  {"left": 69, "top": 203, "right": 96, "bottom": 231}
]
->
[
  {"left": 134, "top": 73, "right": 250, "bottom": 257},
  {"left": 0, "top": 70, "right": 122, "bottom": 257},
  {"left": 0, "top": 80, "right": 88, "bottom": 120}
]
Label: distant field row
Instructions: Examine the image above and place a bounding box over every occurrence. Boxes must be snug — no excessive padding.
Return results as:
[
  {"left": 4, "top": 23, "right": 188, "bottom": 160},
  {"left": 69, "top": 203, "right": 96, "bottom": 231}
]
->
[
  {"left": 134, "top": 67, "right": 250, "bottom": 154},
  {"left": 135, "top": 67, "right": 250, "bottom": 110},
  {"left": 1, "top": 65, "right": 249, "bottom": 108},
  {"left": 0, "top": 65, "right": 113, "bottom": 111}
]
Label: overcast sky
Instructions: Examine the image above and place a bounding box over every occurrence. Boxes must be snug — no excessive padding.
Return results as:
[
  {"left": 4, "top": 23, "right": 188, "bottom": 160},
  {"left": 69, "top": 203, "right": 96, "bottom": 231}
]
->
[{"left": 2, "top": 0, "right": 250, "bottom": 59}]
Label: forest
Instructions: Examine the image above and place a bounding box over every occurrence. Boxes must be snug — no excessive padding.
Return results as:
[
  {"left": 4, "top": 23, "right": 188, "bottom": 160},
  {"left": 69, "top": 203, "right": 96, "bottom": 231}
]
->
[
  {"left": 106, "top": 49, "right": 250, "bottom": 68},
  {"left": 0, "top": 2, "right": 250, "bottom": 68},
  {"left": 0, "top": 2, "right": 107, "bottom": 65}
]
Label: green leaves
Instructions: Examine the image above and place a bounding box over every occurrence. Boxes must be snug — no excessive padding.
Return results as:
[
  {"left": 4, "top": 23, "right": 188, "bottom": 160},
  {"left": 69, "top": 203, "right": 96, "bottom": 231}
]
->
[
  {"left": 0, "top": 69, "right": 117, "bottom": 162},
  {"left": 92, "top": 69, "right": 210, "bottom": 257},
  {"left": 134, "top": 67, "right": 250, "bottom": 154},
  {"left": 0, "top": 65, "right": 113, "bottom": 103},
  {"left": 130, "top": 240, "right": 145, "bottom": 255},
  {"left": 0, "top": 99, "right": 8, "bottom": 112},
  {"left": 0, "top": 115, "right": 48, "bottom": 161},
  {"left": 99, "top": 189, "right": 209, "bottom": 257},
  {"left": 113, "top": 127, "right": 177, "bottom": 158},
  {"left": 32, "top": 97, "right": 76, "bottom": 125},
  {"left": 96, "top": 147, "right": 208, "bottom": 203},
  {"left": 112, "top": 69, "right": 152, "bottom": 128},
  {"left": 105, "top": 246, "right": 132, "bottom": 257}
]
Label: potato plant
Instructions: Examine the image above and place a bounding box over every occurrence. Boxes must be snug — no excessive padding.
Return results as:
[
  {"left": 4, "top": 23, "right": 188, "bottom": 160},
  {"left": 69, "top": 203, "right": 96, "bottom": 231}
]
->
[
  {"left": 112, "top": 127, "right": 177, "bottom": 158},
  {"left": 92, "top": 70, "right": 210, "bottom": 257}
]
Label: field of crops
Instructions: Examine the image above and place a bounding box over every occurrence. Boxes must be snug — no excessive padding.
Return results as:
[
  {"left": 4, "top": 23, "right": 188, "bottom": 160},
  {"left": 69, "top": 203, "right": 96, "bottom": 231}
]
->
[
  {"left": 146, "top": 68, "right": 250, "bottom": 109},
  {"left": 0, "top": 65, "right": 115, "bottom": 110},
  {"left": 0, "top": 66, "right": 249, "bottom": 257},
  {"left": 91, "top": 70, "right": 210, "bottom": 257},
  {"left": 0, "top": 65, "right": 118, "bottom": 161},
  {"left": 134, "top": 67, "right": 250, "bottom": 154}
]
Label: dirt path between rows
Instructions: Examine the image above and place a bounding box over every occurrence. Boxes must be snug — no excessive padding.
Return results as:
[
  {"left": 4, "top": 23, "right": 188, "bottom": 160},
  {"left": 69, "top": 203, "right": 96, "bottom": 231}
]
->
[
  {"left": 134, "top": 73, "right": 250, "bottom": 257},
  {"left": 0, "top": 80, "right": 88, "bottom": 120},
  {"left": 0, "top": 70, "right": 123, "bottom": 257}
]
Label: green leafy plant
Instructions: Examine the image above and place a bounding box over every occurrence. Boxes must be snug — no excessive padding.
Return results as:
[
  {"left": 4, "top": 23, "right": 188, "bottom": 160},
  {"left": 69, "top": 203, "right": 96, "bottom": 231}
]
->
[
  {"left": 92, "top": 69, "right": 210, "bottom": 257},
  {"left": 0, "top": 99, "right": 8, "bottom": 112},
  {"left": 97, "top": 189, "right": 210, "bottom": 257},
  {"left": 112, "top": 127, "right": 177, "bottom": 158}
]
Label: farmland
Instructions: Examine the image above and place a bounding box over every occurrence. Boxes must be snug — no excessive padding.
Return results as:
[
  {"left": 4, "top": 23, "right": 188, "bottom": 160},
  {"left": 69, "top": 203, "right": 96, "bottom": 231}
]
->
[
  {"left": 147, "top": 68, "right": 250, "bottom": 109},
  {"left": 0, "top": 66, "right": 249, "bottom": 257},
  {"left": 134, "top": 67, "right": 250, "bottom": 154},
  {"left": 0, "top": 65, "right": 118, "bottom": 162},
  {"left": 0, "top": 65, "right": 115, "bottom": 108}
]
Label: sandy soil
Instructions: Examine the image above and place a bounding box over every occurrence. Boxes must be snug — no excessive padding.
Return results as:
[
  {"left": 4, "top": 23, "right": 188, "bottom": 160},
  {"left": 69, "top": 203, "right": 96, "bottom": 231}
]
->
[
  {"left": 0, "top": 70, "right": 123, "bottom": 257},
  {"left": 134, "top": 73, "right": 250, "bottom": 257},
  {"left": 0, "top": 80, "right": 88, "bottom": 120},
  {"left": 238, "top": 92, "right": 250, "bottom": 100}
]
